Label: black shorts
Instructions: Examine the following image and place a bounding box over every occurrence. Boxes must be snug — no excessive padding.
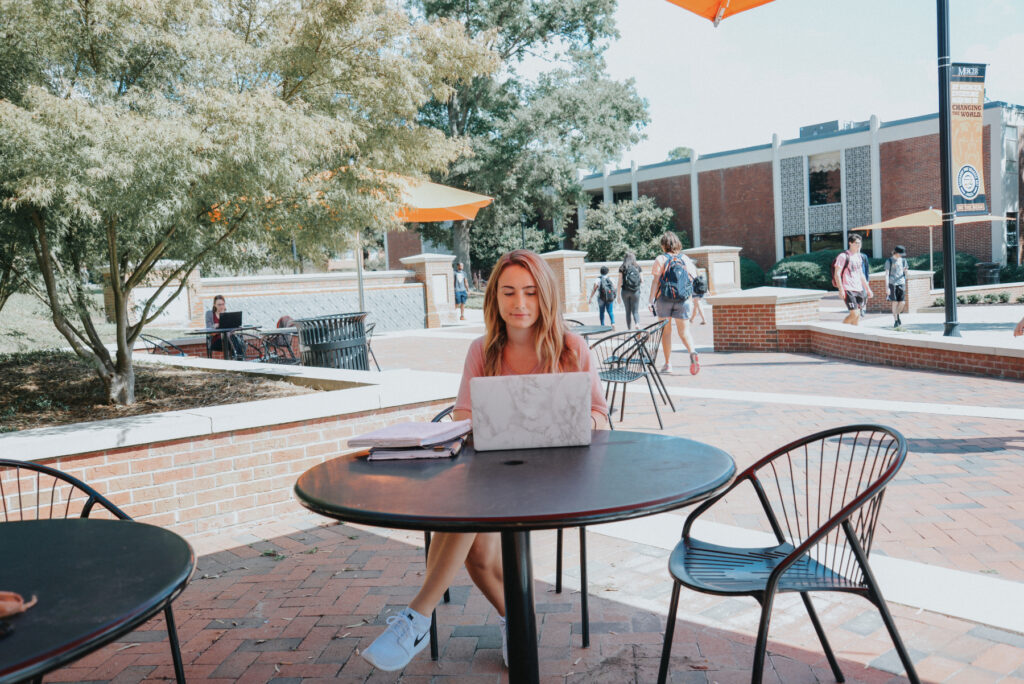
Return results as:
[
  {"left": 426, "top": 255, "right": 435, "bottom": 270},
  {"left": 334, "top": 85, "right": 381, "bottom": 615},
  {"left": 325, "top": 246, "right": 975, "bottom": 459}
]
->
[
  {"left": 887, "top": 284, "right": 905, "bottom": 302},
  {"left": 844, "top": 291, "right": 865, "bottom": 311}
]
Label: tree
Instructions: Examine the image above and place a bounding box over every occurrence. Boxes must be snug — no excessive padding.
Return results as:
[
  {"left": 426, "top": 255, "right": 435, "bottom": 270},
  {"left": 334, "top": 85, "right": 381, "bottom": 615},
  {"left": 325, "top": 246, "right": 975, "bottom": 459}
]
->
[
  {"left": 0, "top": 0, "right": 493, "bottom": 404},
  {"left": 411, "top": 0, "right": 649, "bottom": 275},
  {"left": 574, "top": 197, "right": 676, "bottom": 262},
  {"left": 667, "top": 146, "right": 693, "bottom": 161}
]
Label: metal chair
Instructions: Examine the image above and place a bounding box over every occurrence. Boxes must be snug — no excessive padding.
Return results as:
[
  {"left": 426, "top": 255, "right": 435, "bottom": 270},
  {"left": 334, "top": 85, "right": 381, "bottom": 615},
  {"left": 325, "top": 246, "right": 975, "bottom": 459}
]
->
[
  {"left": 0, "top": 459, "right": 189, "bottom": 683},
  {"left": 657, "top": 425, "right": 919, "bottom": 684},
  {"left": 232, "top": 331, "right": 267, "bottom": 362},
  {"left": 365, "top": 322, "right": 381, "bottom": 371},
  {"left": 564, "top": 318, "right": 585, "bottom": 327},
  {"left": 590, "top": 330, "right": 663, "bottom": 430},
  {"left": 639, "top": 320, "right": 675, "bottom": 411},
  {"left": 262, "top": 332, "right": 300, "bottom": 365},
  {"left": 139, "top": 333, "right": 188, "bottom": 357}
]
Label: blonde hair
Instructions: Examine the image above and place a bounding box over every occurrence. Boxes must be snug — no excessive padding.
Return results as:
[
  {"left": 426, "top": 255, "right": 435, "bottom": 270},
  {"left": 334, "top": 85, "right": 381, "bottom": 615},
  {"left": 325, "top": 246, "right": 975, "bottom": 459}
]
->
[
  {"left": 660, "top": 231, "right": 682, "bottom": 253},
  {"left": 482, "top": 249, "right": 579, "bottom": 376}
]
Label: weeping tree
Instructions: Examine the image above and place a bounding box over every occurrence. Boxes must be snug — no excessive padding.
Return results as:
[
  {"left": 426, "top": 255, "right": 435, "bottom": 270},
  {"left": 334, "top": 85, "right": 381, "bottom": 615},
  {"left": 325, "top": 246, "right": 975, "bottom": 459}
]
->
[{"left": 0, "top": 0, "right": 494, "bottom": 404}]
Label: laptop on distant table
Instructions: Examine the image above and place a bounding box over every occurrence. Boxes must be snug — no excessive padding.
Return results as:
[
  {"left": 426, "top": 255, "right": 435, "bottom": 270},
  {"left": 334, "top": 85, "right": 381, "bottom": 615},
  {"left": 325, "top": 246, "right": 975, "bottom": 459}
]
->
[
  {"left": 470, "top": 372, "right": 592, "bottom": 451},
  {"left": 217, "top": 311, "right": 242, "bottom": 329}
]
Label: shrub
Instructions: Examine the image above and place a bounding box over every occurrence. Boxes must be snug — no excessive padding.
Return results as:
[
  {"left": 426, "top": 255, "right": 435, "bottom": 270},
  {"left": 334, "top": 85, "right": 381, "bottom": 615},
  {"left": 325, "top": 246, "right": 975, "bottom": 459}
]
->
[
  {"left": 907, "top": 251, "right": 978, "bottom": 288},
  {"left": 933, "top": 297, "right": 944, "bottom": 307},
  {"left": 983, "top": 293, "right": 997, "bottom": 304},
  {"left": 769, "top": 250, "right": 840, "bottom": 290},
  {"left": 998, "top": 292, "right": 1010, "bottom": 303},
  {"left": 967, "top": 294, "right": 980, "bottom": 305},
  {"left": 1018, "top": 294, "right": 1024, "bottom": 304},
  {"left": 1000, "top": 264, "right": 1024, "bottom": 284},
  {"left": 740, "top": 257, "right": 766, "bottom": 289},
  {"left": 957, "top": 295, "right": 966, "bottom": 304}
]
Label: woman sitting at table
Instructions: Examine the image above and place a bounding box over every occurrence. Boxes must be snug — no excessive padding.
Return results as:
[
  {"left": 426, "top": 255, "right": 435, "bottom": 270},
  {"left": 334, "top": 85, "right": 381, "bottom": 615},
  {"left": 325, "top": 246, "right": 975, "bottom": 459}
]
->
[
  {"left": 361, "top": 249, "right": 609, "bottom": 672},
  {"left": 204, "top": 295, "right": 244, "bottom": 359}
]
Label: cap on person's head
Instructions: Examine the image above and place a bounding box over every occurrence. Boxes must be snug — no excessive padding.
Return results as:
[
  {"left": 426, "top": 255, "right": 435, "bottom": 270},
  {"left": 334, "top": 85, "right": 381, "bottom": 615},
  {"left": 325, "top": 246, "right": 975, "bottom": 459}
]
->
[
  {"left": 894, "top": 245, "right": 906, "bottom": 255},
  {"left": 600, "top": 266, "right": 609, "bottom": 275},
  {"left": 848, "top": 233, "right": 862, "bottom": 244}
]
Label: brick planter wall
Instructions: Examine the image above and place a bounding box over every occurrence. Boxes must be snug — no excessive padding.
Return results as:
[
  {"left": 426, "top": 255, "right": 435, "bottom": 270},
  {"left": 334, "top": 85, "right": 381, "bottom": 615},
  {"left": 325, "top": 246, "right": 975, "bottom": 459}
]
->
[{"left": 708, "top": 287, "right": 826, "bottom": 352}]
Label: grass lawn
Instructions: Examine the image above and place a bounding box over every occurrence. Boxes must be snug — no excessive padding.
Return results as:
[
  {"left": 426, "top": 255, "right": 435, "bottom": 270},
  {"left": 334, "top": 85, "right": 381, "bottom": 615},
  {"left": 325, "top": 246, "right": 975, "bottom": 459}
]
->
[{"left": 0, "top": 292, "right": 184, "bottom": 354}]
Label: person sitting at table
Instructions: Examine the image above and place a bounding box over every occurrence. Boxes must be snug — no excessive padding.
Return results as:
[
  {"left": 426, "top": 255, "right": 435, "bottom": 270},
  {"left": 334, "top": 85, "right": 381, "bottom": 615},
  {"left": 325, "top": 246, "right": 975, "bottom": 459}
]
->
[
  {"left": 361, "top": 249, "right": 609, "bottom": 672},
  {"left": 204, "top": 295, "right": 244, "bottom": 358}
]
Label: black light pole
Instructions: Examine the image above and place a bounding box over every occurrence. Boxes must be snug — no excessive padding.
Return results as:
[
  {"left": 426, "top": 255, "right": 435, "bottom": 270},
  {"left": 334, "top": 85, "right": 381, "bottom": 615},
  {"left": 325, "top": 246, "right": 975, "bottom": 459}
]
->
[
  {"left": 520, "top": 218, "right": 526, "bottom": 249},
  {"left": 937, "top": 0, "right": 960, "bottom": 336}
]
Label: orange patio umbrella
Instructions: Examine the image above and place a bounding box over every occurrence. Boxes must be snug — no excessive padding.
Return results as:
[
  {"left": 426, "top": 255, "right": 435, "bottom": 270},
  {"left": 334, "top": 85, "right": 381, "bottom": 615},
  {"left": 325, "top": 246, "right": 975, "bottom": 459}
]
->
[
  {"left": 394, "top": 177, "right": 493, "bottom": 223},
  {"left": 664, "top": 0, "right": 775, "bottom": 26}
]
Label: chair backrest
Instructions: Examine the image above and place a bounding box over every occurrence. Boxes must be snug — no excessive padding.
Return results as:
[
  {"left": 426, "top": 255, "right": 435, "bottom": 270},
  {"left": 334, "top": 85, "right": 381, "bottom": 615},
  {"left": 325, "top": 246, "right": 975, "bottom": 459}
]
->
[
  {"left": 588, "top": 330, "right": 648, "bottom": 373},
  {"left": 563, "top": 319, "right": 585, "bottom": 328},
  {"left": 431, "top": 405, "right": 454, "bottom": 423},
  {"left": 235, "top": 332, "right": 266, "bottom": 361},
  {"left": 140, "top": 333, "right": 186, "bottom": 357},
  {"left": 746, "top": 425, "right": 907, "bottom": 581},
  {"left": 639, "top": 320, "right": 668, "bottom": 363},
  {"left": 0, "top": 459, "right": 129, "bottom": 521}
]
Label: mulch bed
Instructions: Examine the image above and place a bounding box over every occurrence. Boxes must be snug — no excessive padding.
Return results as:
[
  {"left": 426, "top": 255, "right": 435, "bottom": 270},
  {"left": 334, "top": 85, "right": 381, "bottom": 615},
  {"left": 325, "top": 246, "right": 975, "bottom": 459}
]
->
[{"left": 0, "top": 350, "right": 316, "bottom": 433}]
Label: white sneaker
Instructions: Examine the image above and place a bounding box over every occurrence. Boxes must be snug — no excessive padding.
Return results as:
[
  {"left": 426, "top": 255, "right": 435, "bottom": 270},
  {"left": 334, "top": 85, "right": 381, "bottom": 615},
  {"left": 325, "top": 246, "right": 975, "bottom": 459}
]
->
[
  {"left": 499, "top": 616, "right": 508, "bottom": 667},
  {"left": 361, "top": 610, "right": 430, "bottom": 671},
  {"left": 660, "top": 363, "right": 672, "bottom": 374}
]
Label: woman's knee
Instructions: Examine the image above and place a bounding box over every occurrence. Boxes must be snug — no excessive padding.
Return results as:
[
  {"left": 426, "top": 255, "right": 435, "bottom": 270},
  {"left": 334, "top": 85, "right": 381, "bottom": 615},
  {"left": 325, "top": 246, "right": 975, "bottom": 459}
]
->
[{"left": 464, "top": 534, "right": 500, "bottom": 574}]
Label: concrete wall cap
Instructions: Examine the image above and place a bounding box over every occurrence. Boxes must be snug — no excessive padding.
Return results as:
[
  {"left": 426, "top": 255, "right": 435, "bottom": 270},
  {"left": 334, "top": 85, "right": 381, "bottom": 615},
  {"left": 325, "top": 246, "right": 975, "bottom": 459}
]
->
[
  {"left": 777, "top": 322, "right": 1024, "bottom": 359},
  {"left": 399, "top": 253, "right": 457, "bottom": 265},
  {"left": 706, "top": 286, "right": 827, "bottom": 305},
  {"left": 541, "top": 250, "right": 588, "bottom": 258},
  {"left": 683, "top": 246, "right": 743, "bottom": 254},
  {"left": 201, "top": 270, "right": 413, "bottom": 285}
]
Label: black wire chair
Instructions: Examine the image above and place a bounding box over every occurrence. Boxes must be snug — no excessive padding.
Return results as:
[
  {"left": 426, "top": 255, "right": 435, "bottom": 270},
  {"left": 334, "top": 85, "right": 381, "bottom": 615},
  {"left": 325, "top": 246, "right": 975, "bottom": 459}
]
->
[
  {"left": 563, "top": 318, "right": 585, "bottom": 327},
  {"left": 657, "top": 425, "right": 919, "bottom": 684},
  {"left": 0, "top": 459, "right": 189, "bottom": 683},
  {"left": 139, "top": 334, "right": 188, "bottom": 357},
  {"left": 639, "top": 320, "right": 675, "bottom": 412},
  {"left": 232, "top": 332, "right": 267, "bottom": 362},
  {"left": 590, "top": 330, "right": 663, "bottom": 430},
  {"left": 262, "top": 332, "right": 300, "bottom": 365}
]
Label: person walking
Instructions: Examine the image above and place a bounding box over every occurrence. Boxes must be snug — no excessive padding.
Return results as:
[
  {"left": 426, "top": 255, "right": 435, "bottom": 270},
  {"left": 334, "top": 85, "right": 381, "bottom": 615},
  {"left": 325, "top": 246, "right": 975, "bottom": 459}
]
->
[
  {"left": 588, "top": 265, "right": 617, "bottom": 327},
  {"left": 689, "top": 271, "right": 708, "bottom": 325},
  {"left": 834, "top": 234, "right": 873, "bottom": 326},
  {"left": 453, "top": 262, "right": 469, "bottom": 321},
  {"left": 648, "top": 232, "right": 700, "bottom": 375},
  {"left": 884, "top": 245, "right": 909, "bottom": 328},
  {"left": 618, "top": 252, "right": 643, "bottom": 330}
]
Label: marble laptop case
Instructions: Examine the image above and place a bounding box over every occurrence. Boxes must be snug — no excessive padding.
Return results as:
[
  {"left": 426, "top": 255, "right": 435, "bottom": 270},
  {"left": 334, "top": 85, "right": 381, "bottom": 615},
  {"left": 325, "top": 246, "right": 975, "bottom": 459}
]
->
[{"left": 470, "top": 372, "right": 592, "bottom": 451}]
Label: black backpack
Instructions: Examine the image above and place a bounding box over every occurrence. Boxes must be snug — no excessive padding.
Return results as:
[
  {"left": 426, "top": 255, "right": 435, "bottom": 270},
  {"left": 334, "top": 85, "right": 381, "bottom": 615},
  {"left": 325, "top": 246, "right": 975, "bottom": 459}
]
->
[
  {"left": 693, "top": 273, "right": 708, "bottom": 296},
  {"left": 622, "top": 265, "right": 642, "bottom": 291},
  {"left": 658, "top": 254, "right": 693, "bottom": 301},
  {"left": 598, "top": 275, "right": 616, "bottom": 303}
]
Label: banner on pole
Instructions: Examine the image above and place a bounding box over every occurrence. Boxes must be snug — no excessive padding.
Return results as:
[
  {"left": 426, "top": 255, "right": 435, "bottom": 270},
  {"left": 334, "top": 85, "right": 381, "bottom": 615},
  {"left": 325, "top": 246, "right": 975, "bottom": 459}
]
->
[{"left": 950, "top": 63, "right": 987, "bottom": 215}]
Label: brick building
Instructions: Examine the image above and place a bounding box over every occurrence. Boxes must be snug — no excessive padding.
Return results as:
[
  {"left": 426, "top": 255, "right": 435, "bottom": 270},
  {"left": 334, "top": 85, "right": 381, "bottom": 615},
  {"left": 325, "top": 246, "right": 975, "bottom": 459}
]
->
[{"left": 581, "top": 102, "right": 1024, "bottom": 269}]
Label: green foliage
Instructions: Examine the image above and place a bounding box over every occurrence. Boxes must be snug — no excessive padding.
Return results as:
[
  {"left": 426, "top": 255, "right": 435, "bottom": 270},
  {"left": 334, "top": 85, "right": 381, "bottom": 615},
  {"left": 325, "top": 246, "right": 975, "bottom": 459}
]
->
[
  {"left": 740, "top": 257, "right": 766, "bottom": 289},
  {"left": 983, "top": 293, "right": 998, "bottom": 304},
  {"left": 907, "top": 251, "right": 978, "bottom": 288},
  {"left": 667, "top": 146, "right": 693, "bottom": 161},
  {"left": 998, "top": 292, "right": 1010, "bottom": 303},
  {"left": 933, "top": 297, "right": 944, "bottom": 307},
  {"left": 967, "top": 294, "right": 980, "bottom": 304},
  {"left": 957, "top": 294, "right": 966, "bottom": 304},
  {"left": 768, "top": 250, "right": 841, "bottom": 290},
  {"left": 1017, "top": 294, "right": 1024, "bottom": 304},
  {"left": 999, "top": 264, "right": 1024, "bottom": 283},
  {"left": 470, "top": 221, "right": 562, "bottom": 275},
  {"left": 574, "top": 198, "right": 675, "bottom": 262}
]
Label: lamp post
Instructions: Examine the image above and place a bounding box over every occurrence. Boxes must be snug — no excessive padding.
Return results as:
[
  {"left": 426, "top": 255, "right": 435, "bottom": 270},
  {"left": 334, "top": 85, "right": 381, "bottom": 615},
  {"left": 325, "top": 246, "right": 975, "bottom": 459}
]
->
[{"left": 936, "top": 0, "right": 960, "bottom": 337}]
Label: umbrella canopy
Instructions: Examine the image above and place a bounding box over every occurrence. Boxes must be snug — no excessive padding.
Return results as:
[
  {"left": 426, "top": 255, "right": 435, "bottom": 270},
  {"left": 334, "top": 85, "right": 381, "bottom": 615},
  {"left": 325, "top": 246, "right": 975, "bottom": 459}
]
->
[
  {"left": 395, "top": 178, "right": 493, "bottom": 223},
  {"left": 664, "top": 0, "right": 775, "bottom": 26},
  {"left": 854, "top": 208, "right": 1006, "bottom": 230}
]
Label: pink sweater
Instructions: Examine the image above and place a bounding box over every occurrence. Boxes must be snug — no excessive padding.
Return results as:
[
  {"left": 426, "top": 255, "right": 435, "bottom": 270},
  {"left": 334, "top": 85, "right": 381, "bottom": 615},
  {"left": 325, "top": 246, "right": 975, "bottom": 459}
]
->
[{"left": 454, "top": 333, "right": 608, "bottom": 418}]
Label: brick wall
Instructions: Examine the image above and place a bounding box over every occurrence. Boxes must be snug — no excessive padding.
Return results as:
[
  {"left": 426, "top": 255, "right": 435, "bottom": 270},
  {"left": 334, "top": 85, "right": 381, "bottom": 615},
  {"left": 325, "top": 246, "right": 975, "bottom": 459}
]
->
[
  {"left": 879, "top": 126, "right": 992, "bottom": 261},
  {"left": 386, "top": 231, "right": 424, "bottom": 270},
  {"left": 637, "top": 175, "right": 692, "bottom": 242},
  {"left": 6, "top": 400, "right": 451, "bottom": 541},
  {"left": 778, "top": 328, "right": 1024, "bottom": 381},
  {"left": 697, "top": 162, "right": 776, "bottom": 269}
]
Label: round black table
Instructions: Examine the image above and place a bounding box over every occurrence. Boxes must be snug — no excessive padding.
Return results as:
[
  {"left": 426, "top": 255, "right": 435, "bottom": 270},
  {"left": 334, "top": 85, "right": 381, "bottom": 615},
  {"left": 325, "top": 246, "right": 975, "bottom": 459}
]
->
[
  {"left": 0, "top": 519, "right": 195, "bottom": 684},
  {"left": 294, "top": 429, "right": 735, "bottom": 683}
]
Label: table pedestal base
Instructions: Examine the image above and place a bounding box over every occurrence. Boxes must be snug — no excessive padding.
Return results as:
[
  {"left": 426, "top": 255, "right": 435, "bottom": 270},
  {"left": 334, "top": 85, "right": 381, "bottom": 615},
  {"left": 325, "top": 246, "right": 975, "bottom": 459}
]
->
[{"left": 501, "top": 530, "right": 539, "bottom": 683}]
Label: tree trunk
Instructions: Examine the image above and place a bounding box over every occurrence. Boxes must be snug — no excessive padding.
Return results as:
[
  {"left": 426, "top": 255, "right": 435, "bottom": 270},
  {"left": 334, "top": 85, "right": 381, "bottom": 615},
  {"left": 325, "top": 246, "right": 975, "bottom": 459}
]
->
[
  {"left": 453, "top": 220, "right": 472, "bottom": 281},
  {"left": 101, "top": 363, "right": 135, "bottom": 405}
]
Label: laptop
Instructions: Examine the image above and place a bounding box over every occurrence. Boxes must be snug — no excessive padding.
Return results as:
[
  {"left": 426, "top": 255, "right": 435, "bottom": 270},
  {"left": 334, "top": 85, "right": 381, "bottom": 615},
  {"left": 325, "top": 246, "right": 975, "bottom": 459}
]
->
[
  {"left": 217, "top": 311, "right": 242, "bottom": 329},
  {"left": 470, "top": 372, "right": 592, "bottom": 451}
]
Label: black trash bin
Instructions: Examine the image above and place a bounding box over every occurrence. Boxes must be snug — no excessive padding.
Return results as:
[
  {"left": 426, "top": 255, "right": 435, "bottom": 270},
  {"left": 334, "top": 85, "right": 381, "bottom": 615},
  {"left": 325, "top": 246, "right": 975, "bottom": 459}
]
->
[
  {"left": 975, "top": 262, "right": 1000, "bottom": 285},
  {"left": 294, "top": 312, "right": 370, "bottom": 370},
  {"left": 771, "top": 274, "right": 788, "bottom": 288}
]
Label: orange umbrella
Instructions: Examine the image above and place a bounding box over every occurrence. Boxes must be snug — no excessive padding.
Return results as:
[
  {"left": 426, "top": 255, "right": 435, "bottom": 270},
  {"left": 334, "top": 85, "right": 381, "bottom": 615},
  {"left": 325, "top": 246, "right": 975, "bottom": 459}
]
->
[
  {"left": 664, "top": 0, "right": 775, "bottom": 26},
  {"left": 394, "top": 178, "right": 493, "bottom": 223}
]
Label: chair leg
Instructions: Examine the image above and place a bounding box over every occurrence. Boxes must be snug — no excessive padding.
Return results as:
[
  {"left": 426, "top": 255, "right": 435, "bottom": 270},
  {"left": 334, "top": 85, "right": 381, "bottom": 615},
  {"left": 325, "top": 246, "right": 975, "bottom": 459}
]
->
[
  {"left": 579, "top": 527, "right": 589, "bottom": 648},
  {"left": 751, "top": 591, "right": 776, "bottom": 684},
  {"left": 368, "top": 345, "right": 381, "bottom": 371},
  {"left": 657, "top": 582, "right": 682, "bottom": 684},
  {"left": 800, "top": 592, "right": 844, "bottom": 682},
  {"left": 429, "top": 609, "right": 440, "bottom": 661},
  {"left": 650, "top": 363, "right": 675, "bottom": 412},
  {"left": 644, "top": 373, "right": 663, "bottom": 430},
  {"left": 555, "top": 528, "right": 563, "bottom": 593},
  {"left": 618, "top": 381, "right": 627, "bottom": 422},
  {"left": 163, "top": 605, "right": 186, "bottom": 684}
]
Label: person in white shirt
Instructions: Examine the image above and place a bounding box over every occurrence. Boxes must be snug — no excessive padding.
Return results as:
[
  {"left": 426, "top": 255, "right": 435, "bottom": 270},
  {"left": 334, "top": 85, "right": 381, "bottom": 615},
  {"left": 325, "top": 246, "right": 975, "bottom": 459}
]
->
[{"left": 834, "top": 234, "right": 873, "bottom": 326}]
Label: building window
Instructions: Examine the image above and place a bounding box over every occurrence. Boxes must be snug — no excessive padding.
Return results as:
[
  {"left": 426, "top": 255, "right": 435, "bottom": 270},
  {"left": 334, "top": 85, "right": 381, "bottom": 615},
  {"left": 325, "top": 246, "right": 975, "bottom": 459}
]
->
[
  {"left": 810, "top": 232, "right": 844, "bottom": 252},
  {"left": 808, "top": 152, "right": 841, "bottom": 206},
  {"left": 783, "top": 235, "right": 805, "bottom": 257},
  {"left": 613, "top": 190, "right": 633, "bottom": 204}
]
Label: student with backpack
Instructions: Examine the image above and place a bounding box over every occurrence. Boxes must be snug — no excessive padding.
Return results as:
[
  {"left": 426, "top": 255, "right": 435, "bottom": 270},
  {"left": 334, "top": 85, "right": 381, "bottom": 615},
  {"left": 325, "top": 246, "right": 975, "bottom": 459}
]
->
[
  {"left": 618, "top": 251, "right": 643, "bottom": 330},
  {"left": 884, "top": 245, "right": 909, "bottom": 328},
  {"left": 648, "top": 231, "right": 700, "bottom": 375},
  {"left": 833, "top": 233, "right": 873, "bottom": 326},
  {"left": 588, "top": 265, "right": 617, "bottom": 327}
]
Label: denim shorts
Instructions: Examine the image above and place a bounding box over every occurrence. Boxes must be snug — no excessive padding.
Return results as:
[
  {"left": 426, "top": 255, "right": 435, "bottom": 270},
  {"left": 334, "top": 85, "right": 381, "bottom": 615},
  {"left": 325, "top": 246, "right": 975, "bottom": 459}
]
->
[
  {"left": 455, "top": 290, "right": 468, "bottom": 304},
  {"left": 654, "top": 296, "right": 693, "bottom": 320}
]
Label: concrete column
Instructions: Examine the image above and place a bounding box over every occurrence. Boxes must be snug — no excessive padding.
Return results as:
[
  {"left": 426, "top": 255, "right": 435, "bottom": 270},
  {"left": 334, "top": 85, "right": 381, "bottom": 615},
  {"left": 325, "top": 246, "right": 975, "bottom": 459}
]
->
[
  {"left": 683, "top": 245, "right": 742, "bottom": 295},
  {"left": 399, "top": 253, "right": 456, "bottom": 328},
  {"left": 630, "top": 160, "right": 639, "bottom": 201},
  {"left": 690, "top": 151, "right": 701, "bottom": 247},
  {"left": 540, "top": 250, "right": 588, "bottom": 313},
  {"left": 602, "top": 166, "right": 612, "bottom": 205},
  {"left": 802, "top": 155, "right": 810, "bottom": 253},
  {"left": 987, "top": 107, "right": 1005, "bottom": 263},
  {"left": 772, "top": 134, "right": 784, "bottom": 261},
  {"left": 840, "top": 145, "right": 849, "bottom": 248},
  {"left": 870, "top": 114, "right": 883, "bottom": 258}
]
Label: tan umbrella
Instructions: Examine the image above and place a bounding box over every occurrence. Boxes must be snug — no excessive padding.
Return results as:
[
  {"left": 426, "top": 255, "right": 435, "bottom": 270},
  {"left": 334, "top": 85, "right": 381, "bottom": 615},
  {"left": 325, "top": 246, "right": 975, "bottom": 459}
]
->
[
  {"left": 852, "top": 208, "right": 1007, "bottom": 274},
  {"left": 395, "top": 178, "right": 493, "bottom": 223}
]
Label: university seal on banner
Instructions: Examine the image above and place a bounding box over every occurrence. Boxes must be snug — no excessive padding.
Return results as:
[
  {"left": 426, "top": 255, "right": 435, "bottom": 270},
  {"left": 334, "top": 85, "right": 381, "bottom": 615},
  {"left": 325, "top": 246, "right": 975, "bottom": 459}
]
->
[{"left": 956, "top": 164, "right": 981, "bottom": 200}]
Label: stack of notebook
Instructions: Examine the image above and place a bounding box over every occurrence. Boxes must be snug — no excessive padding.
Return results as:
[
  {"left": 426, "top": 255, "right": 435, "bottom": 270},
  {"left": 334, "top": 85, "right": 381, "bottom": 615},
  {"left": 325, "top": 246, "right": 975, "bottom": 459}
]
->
[{"left": 348, "top": 419, "right": 472, "bottom": 461}]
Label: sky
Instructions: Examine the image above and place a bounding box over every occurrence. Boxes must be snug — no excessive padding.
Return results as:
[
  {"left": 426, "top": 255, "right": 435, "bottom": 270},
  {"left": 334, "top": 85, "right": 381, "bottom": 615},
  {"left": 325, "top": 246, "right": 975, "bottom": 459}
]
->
[{"left": 604, "top": 0, "right": 1024, "bottom": 168}]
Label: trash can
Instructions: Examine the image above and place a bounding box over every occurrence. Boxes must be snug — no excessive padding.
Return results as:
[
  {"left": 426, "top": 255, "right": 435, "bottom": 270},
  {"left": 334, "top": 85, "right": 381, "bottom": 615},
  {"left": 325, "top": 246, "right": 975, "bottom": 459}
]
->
[
  {"left": 771, "top": 274, "right": 788, "bottom": 288},
  {"left": 975, "top": 262, "right": 1000, "bottom": 285},
  {"left": 294, "top": 312, "right": 370, "bottom": 370}
]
